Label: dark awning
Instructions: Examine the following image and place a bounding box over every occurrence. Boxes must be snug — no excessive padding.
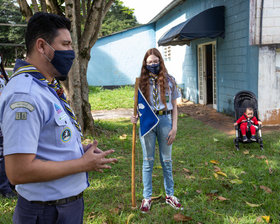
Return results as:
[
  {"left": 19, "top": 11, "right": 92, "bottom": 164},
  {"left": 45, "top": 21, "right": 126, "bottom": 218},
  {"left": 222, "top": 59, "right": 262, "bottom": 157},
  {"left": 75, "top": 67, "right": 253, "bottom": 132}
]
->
[{"left": 158, "top": 6, "right": 225, "bottom": 46}]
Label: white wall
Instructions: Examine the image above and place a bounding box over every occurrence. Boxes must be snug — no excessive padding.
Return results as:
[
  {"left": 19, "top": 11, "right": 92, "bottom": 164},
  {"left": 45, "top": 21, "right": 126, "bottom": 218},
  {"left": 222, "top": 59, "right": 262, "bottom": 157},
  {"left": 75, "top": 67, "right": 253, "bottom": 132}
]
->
[{"left": 258, "top": 46, "right": 280, "bottom": 125}]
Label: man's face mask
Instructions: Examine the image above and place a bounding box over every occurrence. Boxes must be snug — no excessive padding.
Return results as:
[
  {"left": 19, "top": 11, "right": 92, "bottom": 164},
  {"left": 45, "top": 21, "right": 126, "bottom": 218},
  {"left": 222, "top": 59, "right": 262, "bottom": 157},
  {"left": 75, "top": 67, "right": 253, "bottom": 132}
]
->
[
  {"left": 146, "top": 63, "right": 160, "bottom": 75},
  {"left": 45, "top": 42, "right": 75, "bottom": 80}
]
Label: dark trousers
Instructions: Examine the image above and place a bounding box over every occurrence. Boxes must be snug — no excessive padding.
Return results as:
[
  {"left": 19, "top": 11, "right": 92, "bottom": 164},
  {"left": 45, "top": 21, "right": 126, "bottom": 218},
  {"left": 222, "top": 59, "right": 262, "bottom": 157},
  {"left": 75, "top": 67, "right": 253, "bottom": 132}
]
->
[
  {"left": 13, "top": 195, "right": 84, "bottom": 224},
  {"left": 0, "top": 157, "right": 13, "bottom": 194}
]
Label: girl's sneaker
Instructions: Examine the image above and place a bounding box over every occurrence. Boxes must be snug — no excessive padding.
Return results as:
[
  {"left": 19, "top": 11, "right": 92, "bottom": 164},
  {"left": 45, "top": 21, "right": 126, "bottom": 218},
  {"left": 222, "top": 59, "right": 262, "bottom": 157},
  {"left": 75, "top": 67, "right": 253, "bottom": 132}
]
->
[
  {"left": 140, "top": 198, "right": 152, "bottom": 213},
  {"left": 166, "top": 195, "right": 183, "bottom": 210}
]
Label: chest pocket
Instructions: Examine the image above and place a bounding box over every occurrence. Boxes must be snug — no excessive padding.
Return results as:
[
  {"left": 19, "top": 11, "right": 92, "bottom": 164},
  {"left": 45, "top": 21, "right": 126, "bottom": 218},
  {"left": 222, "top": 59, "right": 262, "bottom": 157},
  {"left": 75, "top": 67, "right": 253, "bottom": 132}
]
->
[{"left": 54, "top": 110, "right": 74, "bottom": 147}]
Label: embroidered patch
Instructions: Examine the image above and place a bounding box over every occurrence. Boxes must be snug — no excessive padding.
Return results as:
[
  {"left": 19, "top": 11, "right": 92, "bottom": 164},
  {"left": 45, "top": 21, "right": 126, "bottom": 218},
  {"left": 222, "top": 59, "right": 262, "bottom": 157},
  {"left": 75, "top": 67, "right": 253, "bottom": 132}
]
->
[
  {"left": 61, "top": 127, "right": 71, "bottom": 142},
  {"left": 15, "top": 112, "right": 27, "bottom": 120},
  {"left": 54, "top": 103, "right": 62, "bottom": 114},
  {"left": 10, "top": 101, "right": 34, "bottom": 112}
]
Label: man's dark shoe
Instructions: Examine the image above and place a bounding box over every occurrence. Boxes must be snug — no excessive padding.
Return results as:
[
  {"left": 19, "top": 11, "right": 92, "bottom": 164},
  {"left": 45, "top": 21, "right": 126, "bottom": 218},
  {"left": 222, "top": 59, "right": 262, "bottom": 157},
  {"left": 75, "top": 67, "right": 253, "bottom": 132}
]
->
[
  {"left": 251, "top": 136, "right": 257, "bottom": 141},
  {"left": 1, "top": 191, "right": 17, "bottom": 198},
  {"left": 242, "top": 136, "right": 248, "bottom": 142}
]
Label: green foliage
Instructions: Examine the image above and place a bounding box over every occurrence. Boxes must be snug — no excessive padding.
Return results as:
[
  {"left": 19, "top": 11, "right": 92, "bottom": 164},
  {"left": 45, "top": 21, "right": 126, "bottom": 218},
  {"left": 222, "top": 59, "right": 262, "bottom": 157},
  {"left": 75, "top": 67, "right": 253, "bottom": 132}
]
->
[
  {"left": 100, "top": 0, "right": 139, "bottom": 37},
  {"left": 0, "top": 0, "right": 26, "bottom": 66},
  {"left": 89, "top": 86, "right": 134, "bottom": 110}
]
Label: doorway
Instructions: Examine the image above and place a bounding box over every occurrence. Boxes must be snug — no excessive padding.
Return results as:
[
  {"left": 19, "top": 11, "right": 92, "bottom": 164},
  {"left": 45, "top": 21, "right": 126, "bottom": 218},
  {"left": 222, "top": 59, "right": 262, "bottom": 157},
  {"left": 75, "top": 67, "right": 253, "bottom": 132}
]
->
[{"left": 197, "top": 41, "right": 217, "bottom": 109}]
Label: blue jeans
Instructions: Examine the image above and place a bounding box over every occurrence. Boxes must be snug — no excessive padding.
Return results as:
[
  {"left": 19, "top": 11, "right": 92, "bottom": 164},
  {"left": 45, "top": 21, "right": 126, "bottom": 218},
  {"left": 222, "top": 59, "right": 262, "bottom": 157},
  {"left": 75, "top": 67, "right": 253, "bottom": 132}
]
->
[{"left": 140, "top": 114, "right": 174, "bottom": 199}]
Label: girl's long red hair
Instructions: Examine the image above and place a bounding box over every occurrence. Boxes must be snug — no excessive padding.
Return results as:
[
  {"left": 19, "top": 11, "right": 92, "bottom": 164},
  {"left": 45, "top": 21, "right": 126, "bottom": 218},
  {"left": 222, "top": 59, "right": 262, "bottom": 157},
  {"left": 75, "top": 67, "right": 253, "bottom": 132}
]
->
[{"left": 139, "top": 48, "right": 171, "bottom": 109}]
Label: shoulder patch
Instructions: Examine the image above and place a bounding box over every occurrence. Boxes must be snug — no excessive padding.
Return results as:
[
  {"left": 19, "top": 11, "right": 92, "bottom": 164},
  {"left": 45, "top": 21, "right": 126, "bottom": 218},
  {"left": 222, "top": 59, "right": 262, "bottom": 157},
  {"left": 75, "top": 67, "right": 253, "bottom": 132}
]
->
[{"left": 10, "top": 101, "right": 35, "bottom": 112}]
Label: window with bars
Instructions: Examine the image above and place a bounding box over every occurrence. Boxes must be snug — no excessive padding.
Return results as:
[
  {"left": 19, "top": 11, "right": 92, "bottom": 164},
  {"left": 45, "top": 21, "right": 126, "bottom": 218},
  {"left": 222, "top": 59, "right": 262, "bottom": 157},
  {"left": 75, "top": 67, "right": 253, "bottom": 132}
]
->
[{"left": 163, "top": 46, "right": 171, "bottom": 61}]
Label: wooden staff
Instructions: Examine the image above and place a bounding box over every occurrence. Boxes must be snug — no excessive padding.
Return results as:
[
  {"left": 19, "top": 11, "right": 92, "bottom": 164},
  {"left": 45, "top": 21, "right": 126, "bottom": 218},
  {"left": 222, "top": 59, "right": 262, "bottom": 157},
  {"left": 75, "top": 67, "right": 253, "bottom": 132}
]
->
[{"left": 131, "top": 77, "right": 139, "bottom": 208}]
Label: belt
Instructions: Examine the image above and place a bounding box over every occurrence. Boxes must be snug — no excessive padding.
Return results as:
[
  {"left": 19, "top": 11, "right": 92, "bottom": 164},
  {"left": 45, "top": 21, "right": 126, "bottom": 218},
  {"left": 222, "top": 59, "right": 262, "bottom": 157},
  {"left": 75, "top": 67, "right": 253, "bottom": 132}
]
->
[
  {"left": 30, "top": 192, "right": 83, "bottom": 206},
  {"left": 155, "top": 110, "right": 172, "bottom": 115}
]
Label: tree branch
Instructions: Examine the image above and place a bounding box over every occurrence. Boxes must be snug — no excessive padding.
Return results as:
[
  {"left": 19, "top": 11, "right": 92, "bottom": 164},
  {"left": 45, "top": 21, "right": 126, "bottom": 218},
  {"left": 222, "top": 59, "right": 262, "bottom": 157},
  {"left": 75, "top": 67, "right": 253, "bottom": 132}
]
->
[
  {"left": 40, "top": 0, "right": 47, "bottom": 12},
  {"left": 17, "top": 0, "right": 33, "bottom": 21},
  {"left": 46, "top": 0, "right": 64, "bottom": 16},
  {"left": 31, "top": 0, "right": 39, "bottom": 12}
]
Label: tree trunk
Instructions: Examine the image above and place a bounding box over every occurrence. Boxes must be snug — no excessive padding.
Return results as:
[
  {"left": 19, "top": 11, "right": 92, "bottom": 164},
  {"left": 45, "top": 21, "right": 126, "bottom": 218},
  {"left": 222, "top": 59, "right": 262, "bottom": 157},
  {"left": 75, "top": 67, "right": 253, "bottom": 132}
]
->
[{"left": 65, "top": 0, "right": 95, "bottom": 136}]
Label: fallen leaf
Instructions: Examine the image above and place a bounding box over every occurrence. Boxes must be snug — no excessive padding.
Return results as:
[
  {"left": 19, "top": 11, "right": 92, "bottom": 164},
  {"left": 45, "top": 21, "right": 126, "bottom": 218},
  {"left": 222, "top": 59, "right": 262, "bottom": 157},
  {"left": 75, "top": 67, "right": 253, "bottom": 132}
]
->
[
  {"left": 262, "top": 216, "right": 270, "bottom": 223},
  {"left": 216, "top": 171, "right": 227, "bottom": 177},
  {"left": 183, "top": 168, "right": 192, "bottom": 174},
  {"left": 245, "top": 201, "right": 262, "bottom": 207},
  {"left": 154, "top": 166, "right": 162, "bottom": 169},
  {"left": 260, "top": 185, "right": 272, "bottom": 194},
  {"left": 230, "top": 179, "right": 243, "bottom": 184},
  {"left": 256, "top": 155, "right": 266, "bottom": 159},
  {"left": 119, "top": 134, "right": 127, "bottom": 140},
  {"left": 173, "top": 213, "right": 192, "bottom": 222},
  {"left": 151, "top": 194, "right": 162, "bottom": 200},
  {"left": 185, "top": 174, "right": 196, "bottom": 179},
  {"left": 210, "top": 160, "right": 219, "bottom": 164},
  {"left": 213, "top": 166, "right": 221, "bottom": 172},
  {"left": 213, "top": 173, "right": 218, "bottom": 179},
  {"left": 213, "top": 137, "right": 219, "bottom": 142},
  {"left": 126, "top": 214, "right": 135, "bottom": 224},
  {"left": 217, "top": 196, "right": 228, "bottom": 201},
  {"left": 243, "top": 150, "right": 249, "bottom": 155}
]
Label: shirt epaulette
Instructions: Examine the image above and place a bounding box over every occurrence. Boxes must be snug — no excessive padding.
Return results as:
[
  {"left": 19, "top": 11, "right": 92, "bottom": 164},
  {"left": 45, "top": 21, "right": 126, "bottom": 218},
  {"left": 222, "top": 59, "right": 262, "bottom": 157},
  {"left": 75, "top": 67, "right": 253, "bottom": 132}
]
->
[{"left": 8, "top": 73, "right": 33, "bottom": 94}]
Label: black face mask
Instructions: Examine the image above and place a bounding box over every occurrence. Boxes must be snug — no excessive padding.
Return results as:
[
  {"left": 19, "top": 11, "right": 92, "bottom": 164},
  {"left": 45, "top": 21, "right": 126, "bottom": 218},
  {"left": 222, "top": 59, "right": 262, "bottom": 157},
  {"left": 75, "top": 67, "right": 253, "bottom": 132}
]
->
[
  {"left": 146, "top": 63, "right": 160, "bottom": 74},
  {"left": 45, "top": 42, "right": 75, "bottom": 80}
]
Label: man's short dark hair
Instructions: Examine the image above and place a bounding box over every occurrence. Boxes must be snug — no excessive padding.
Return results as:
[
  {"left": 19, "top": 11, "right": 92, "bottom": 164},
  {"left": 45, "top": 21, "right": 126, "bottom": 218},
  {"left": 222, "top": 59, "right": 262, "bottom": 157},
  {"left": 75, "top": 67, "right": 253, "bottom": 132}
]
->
[{"left": 25, "top": 12, "right": 71, "bottom": 55}]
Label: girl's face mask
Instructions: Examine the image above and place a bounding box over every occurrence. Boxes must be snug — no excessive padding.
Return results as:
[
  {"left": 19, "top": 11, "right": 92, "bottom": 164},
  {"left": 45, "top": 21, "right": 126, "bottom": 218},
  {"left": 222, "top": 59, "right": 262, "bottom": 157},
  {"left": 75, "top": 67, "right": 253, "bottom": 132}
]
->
[{"left": 146, "top": 63, "right": 160, "bottom": 75}]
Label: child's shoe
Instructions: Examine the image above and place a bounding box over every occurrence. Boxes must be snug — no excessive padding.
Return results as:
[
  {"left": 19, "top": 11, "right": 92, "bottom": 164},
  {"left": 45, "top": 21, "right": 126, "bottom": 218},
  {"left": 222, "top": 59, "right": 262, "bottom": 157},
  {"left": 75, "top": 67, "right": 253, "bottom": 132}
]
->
[
  {"left": 242, "top": 136, "right": 248, "bottom": 142},
  {"left": 251, "top": 135, "right": 257, "bottom": 141},
  {"left": 166, "top": 195, "right": 183, "bottom": 210},
  {"left": 140, "top": 198, "right": 152, "bottom": 213}
]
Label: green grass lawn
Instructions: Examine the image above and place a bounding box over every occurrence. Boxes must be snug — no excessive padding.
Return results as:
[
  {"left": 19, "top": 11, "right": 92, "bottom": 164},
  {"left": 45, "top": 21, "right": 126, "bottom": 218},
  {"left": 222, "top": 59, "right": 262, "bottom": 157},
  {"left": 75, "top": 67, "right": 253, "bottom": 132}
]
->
[
  {"left": 1, "top": 87, "right": 279, "bottom": 223},
  {"left": 89, "top": 86, "right": 134, "bottom": 110}
]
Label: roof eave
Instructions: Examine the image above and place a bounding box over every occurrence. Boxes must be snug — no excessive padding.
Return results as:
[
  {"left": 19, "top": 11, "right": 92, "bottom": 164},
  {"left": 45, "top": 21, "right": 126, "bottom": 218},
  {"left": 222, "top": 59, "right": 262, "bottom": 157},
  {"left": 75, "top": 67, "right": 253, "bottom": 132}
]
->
[{"left": 148, "top": 0, "right": 186, "bottom": 24}]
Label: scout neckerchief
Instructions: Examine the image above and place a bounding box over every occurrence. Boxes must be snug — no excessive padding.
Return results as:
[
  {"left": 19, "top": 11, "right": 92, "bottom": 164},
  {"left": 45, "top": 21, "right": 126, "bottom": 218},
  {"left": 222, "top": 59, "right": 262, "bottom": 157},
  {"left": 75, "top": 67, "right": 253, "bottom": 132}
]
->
[
  {"left": 149, "top": 73, "right": 160, "bottom": 110},
  {"left": 11, "top": 60, "right": 83, "bottom": 136}
]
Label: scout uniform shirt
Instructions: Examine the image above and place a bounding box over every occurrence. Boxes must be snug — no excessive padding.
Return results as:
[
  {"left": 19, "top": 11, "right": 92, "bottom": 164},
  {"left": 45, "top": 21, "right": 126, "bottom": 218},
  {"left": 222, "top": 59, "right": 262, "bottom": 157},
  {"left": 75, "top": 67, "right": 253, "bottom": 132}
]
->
[
  {"left": 0, "top": 60, "right": 88, "bottom": 201},
  {"left": 149, "top": 75, "right": 180, "bottom": 111}
]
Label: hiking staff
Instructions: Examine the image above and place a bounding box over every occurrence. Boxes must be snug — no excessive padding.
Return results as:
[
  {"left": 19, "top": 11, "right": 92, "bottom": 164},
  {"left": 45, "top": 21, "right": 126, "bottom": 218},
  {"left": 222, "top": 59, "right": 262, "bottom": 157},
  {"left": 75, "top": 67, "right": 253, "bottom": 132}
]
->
[{"left": 131, "top": 77, "right": 139, "bottom": 208}]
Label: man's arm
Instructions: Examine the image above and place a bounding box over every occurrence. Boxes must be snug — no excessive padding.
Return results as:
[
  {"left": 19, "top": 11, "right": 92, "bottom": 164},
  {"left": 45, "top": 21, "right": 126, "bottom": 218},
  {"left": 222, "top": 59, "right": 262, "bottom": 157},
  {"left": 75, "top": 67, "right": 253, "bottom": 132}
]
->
[{"left": 5, "top": 140, "right": 117, "bottom": 185}]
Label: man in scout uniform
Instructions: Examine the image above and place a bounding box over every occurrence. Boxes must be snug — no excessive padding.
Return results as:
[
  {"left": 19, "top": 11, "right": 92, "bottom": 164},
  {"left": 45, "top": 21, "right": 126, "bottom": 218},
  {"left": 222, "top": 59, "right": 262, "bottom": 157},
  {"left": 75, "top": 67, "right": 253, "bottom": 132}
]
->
[{"left": 0, "top": 12, "right": 117, "bottom": 223}]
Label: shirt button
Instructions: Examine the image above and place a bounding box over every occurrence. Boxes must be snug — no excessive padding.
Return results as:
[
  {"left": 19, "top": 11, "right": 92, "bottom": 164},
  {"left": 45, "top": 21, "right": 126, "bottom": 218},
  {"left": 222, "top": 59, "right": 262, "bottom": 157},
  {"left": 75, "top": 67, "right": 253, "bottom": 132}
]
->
[{"left": 25, "top": 74, "right": 29, "bottom": 77}]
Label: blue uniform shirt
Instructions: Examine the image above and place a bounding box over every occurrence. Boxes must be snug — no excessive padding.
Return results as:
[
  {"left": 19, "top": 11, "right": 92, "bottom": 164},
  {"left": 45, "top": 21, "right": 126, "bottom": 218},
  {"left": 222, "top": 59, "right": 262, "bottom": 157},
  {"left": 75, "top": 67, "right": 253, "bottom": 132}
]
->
[
  {"left": 0, "top": 60, "right": 88, "bottom": 201},
  {"left": 149, "top": 75, "right": 181, "bottom": 111}
]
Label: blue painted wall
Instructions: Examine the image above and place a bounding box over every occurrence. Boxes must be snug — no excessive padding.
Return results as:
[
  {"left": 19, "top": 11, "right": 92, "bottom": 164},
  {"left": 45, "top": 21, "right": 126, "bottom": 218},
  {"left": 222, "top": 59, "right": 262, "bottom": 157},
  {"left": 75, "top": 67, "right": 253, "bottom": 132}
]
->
[
  {"left": 155, "top": 0, "right": 259, "bottom": 115},
  {"left": 87, "top": 24, "right": 155, "bottom": 86}
]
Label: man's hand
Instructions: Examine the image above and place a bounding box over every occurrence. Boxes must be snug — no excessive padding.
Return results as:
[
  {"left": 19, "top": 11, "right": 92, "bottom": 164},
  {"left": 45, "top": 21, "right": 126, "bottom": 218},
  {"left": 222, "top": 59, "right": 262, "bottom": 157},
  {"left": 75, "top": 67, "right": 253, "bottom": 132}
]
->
[{"left": 82, "top": 140, "right": 117, "bottom": 172}]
